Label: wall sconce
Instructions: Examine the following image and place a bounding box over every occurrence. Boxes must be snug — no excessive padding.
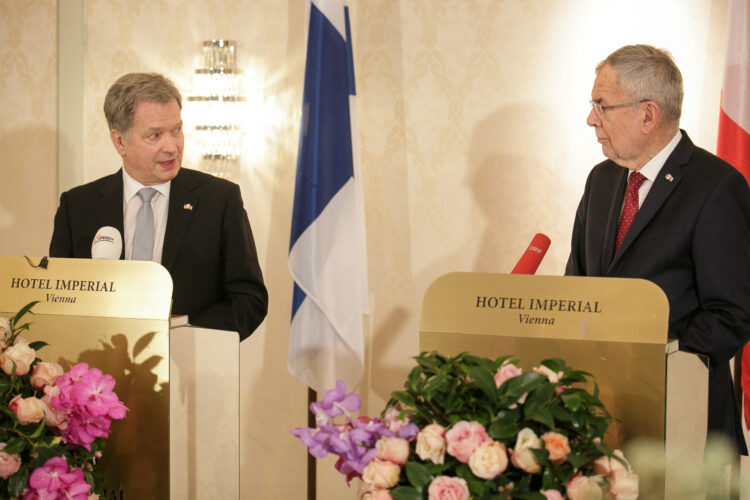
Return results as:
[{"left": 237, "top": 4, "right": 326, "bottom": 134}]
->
[{"left": 187, "top": 40, "right": 244, "bottom": 179}]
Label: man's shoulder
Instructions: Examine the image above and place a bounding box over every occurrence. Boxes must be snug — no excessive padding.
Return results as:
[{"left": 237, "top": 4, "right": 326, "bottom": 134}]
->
[{"left": 61, "top": 171, "right": 121, "bottom": 199}]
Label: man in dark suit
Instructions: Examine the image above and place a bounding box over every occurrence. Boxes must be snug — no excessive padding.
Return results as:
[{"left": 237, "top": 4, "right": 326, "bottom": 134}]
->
[
  {"left": 50, "top": 73, "right": 268, "bottom": 340},
  {"left": 567, "top": 45, "right": 750, "bottom": 454}
]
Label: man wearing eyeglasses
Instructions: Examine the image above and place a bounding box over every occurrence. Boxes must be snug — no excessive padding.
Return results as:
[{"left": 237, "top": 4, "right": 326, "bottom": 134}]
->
[{"left": 567, "top": 44, "right": 750, "bottom": 455}]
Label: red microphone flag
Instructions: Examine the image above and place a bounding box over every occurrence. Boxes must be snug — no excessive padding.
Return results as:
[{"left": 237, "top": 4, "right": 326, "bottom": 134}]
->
[{"left": 511, "top": 233, "right": 551, "bottom": 274}]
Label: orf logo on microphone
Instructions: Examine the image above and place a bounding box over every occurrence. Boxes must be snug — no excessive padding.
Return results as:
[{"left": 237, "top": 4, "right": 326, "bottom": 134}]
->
[
  {"left": 91, "top": 226, "right": 123, "bottom": 260},
  {"left": 94, "top": 232, "right": 116, "bottom": 244}
]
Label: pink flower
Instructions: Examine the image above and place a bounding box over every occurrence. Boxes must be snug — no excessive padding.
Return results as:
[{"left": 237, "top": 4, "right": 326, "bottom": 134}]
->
[
  {"left": 0, "top": 341, "right": 35, "bottom": 375},
  {"left": 416, "top": 424, "right": 447, "bottom": 464},
  {"left": 445, "top": 421, "right": 490, "bottom": 463},
  {"left": 494, "top": 360, "right": 522, "bottom": 388},
  {"left": 51, "top": 363, "right": 128, "bottom": 449},
  {"left": 30, "top": 361, "right": 64, "bottom": 390},
  {"left": 541, "top": 490, "right": 565, "bottom": 500},
  {"left": 383, "top": 406, "right": 411, "bottom": 434},
  {"left": 359, "top": 483, "right": 394, "bottom": 500},
  {"left": 362, "top": 458, "right": 401, "bottom": 489},
  {"left": 9, "top": 394, "right": 45, "bottom": 425},
  {"left": 566, "top": 473, "right": 604, "bottom": 500},
  {"left": 592, "top": 449, "right": 629, "bottom": 475},
  {"left": 24, "top": 457, "right": 91, "bottom": 500},
  {"left": 510, "top": 427, "right": 541, "bottom": 473},
  {"left": 376, "top": 437, "right": 410, "bottom": 465},
  {"left": 0, "top": 443, "right": 21, "bottom": 479},
  {"left": 468, "top": 440, "right": 508, "bottom": 479},
  {"left": 533, "top": 365, "right": 563, "bottom": 383},
  {"left": 609, "top": 469, "right": 639, "bottom": 500},
  {"left": 541, "top": 431, "right": 571, "bottom": 465},
  {"left": 427, "top": 476, "right": 469, "bottom": 500}
]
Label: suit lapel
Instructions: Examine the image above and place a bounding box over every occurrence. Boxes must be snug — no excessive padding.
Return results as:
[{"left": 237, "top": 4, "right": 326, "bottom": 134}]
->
[
  {"left": 608, "top": 132, "right": 693, "bottom": 271},
  {"left": 600, "top": 167, "right": 628, "bottom": 274},
  {"left": 96, "top": 172, "right": 125, "bottom": 259},
  {"left": 162, "top": 170, "right": 198, "bottom": 271}
]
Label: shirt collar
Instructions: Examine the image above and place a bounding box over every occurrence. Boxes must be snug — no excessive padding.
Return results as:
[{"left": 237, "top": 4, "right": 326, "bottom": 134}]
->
[
  {"left": 634, "top": 130, "right": 682, "bottom": 182},
  {"left": 122, "top": 168, "right": 171, "bottom": 202}
]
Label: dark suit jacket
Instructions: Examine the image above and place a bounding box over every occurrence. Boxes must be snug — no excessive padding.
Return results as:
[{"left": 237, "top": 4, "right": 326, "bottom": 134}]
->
[
  {"left": 566, "top": 131, "right": 750, "bottom": 454},
  {"left": 49, "top": 168, "right": 268, "bottom": 340}
]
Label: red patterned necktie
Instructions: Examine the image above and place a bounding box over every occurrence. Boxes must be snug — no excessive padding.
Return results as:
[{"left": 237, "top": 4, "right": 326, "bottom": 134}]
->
[{"left": 614, "top": 171, "right": 646, "bottom": 253}]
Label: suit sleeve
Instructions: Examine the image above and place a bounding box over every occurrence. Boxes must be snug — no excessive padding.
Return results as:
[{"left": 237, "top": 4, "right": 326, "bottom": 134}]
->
[
  {"left": 565, "top": 172, "right": 593, "bottom": 276},
  {"left": 679, "top": 169, "right": 750, "bottom": 366},
  {"left": 188, "top": 184, "right": 268, "bottom": 340},
  {"left": 49, "top": 191, "right": 74, "bottom": 257}
]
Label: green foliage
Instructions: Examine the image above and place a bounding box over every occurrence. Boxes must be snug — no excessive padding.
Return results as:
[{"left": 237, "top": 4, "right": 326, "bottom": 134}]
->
[{"left": 383, "top": 351, "right": 618, "bottom": 497}]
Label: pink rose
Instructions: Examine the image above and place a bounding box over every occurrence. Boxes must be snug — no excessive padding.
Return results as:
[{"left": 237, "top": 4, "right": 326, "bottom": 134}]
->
[
  {"left": 0, "top": 443, "right": 21, "bottom": 479},
  {"left": 376, "top": 437, "right": 410, "bottom": 465},
  {"left": 468, "top": 440, "right": 508, "bottom": 479},
  {"left": 416, "top": 424, "right": 447, "bottom": 464},
  {"left": 591, "top": 449, "right": 629, "bottom": 475},
  {"left": 541, "top": 490, "right": 565, "bottom": 500},
  {"left": 9, "top": 394, "right": 45, "bottom": 425},
  {"left": 608, "top": 469, "right": 639, "bottom": 500},
  {"left": 533, "top": 365, "right": 563, "bottom": 383},
  {"left": 494, "top": 360, "right": 522, "bottom": 388},
  {"left": 30, "top": 361, "right": 64, "bottom": 390},
  {"left": 359, "top": 483, "right": 394, "bottom": 500},
  {"left": 383, "top": 406, "right": 411, "bottom": 433},
  {"left": 427, "top": 476, "right": 469, "bottom": 500},
  {"left": 0, "top": 341, "right": 35, "bottom": 375},
  {"left": 445, "top": 421, "right": 490, "bottom": 463},
  {"left": 510, "top": 427, "right": 541, "bottom": 473},
  {"left": 566, "top": 474, "right": 604, "bottom": 500},
  {"left": 41, "top": 387, "right": 69, "bottom": 429},
  {"left": 541, "top": 431, "right": 571, "bottom": 465},
  {"left": 362, "top": 458, "right": 401, "bottom": 489}
]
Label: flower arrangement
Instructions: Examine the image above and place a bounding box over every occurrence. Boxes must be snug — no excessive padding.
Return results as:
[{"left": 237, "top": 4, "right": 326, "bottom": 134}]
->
[
  {"left": 0, "top": 302, "right": 128, "bottom": 499},
  {"left": 292, "top": 351, "right": 639, "bottom": 500}
]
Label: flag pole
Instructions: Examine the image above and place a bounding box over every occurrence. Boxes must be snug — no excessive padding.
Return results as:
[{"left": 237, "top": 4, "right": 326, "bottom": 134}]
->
[{"left": 307, "top": 388, "right": 316, "bottom": 500}]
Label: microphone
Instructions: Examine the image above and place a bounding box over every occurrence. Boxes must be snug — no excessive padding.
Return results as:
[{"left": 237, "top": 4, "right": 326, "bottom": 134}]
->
[
  {"left": 91, "top": 226, "right": 122, "bottom": 260},
  {"left": 511, "top": 233, "right": 551, "bottom": 274}
]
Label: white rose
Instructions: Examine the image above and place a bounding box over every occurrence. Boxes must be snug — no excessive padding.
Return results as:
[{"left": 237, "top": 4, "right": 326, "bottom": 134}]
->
[
  {"left": 469, "top": 440, "right": 508, "bottom": 479},
  {"left": 415, "top": 424, "right": 447, "bottom": 464}
]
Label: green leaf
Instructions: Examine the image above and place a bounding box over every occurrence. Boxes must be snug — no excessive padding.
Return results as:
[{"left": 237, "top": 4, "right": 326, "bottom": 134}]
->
[
  {"left": 464, "top": 365, "right": 497, "bottom": 400},
  {"left": 567, "top": 451, "right": 591, "bottom": 469},
  {"left": 391, "top": 486, "right": 423, "bottom": 500},
  {"left": 488, "top": 420, "right": 519, "bottom": 440},
  {"left": 525, "top": 406, "right": 555, "bottom": 430},
  {"left": 10, "top": 301, "right": 38, "bottom": 328},
  {"left": 404, "top": 461, "right": 432, "bottom": 490},
  {"left": 29, "top": 416, "right": 47, "bottom": 438},
  {"left": 512, "top": 493, "right": 547, "bottom": 500},
  {"left": 391, "top": 391, "right": 417, "bottom": 408},
  {"left": 4, "top": 436, "right": 26, "bottom": 454},
  {"left": 422, "top": 373, "right": 452, "bottom": 401},
  {"left": 28, "top": 341, "right": 48, "bottom": 351},
  {"left": 0, "top": 376, "right": 11, "bottom": 395},
  {"left": 561, "top": 393, "right": 583, "bottom": 412},
  {"left": 8, "top": 466, "right": 29, "bottom": 498}
]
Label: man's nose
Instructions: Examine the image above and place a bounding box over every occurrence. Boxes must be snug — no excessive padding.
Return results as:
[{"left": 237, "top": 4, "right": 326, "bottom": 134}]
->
[{"left": 586, "top": 108, "right": 600, "bottom": 127}]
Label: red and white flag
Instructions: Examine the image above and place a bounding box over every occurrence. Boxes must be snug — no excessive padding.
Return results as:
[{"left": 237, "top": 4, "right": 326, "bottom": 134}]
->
[{"left": 717, "top": 0, "right": 750, "bottom": 430}]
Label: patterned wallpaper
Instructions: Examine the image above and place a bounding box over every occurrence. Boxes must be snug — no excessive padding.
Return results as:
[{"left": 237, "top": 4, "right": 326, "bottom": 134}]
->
[{"left": 0, "top": 0, "right": 735, "bottom": 498}]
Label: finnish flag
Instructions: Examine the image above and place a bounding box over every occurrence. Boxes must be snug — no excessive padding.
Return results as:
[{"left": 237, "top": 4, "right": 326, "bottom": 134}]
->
[{"left": 288, "top": 0, "right": 369, "bottom": 393}]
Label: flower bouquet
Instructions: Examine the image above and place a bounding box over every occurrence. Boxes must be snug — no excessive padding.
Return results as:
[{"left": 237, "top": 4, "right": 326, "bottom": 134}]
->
[
  {"left": 292, "top": 351, "right": 638, "bottom": 500},
  {"left": 0, "top": 302, "right": 128, "bottom": 499}
]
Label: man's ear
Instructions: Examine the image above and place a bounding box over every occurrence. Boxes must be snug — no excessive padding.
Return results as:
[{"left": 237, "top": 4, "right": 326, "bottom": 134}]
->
[
  {"left": 110, "top": 129, "right": 126, "bottom": 156},
  {"left": 641, "top": 101, "right": 661, "bottom": 134}
]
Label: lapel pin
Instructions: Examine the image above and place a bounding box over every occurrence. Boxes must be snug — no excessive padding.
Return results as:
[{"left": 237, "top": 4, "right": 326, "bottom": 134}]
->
[
  {"left": 665, "top": 173, "right": 674, "bottom": 182},
  {"left": 183, "top": 203, "right": 193, "bottom": 211}
]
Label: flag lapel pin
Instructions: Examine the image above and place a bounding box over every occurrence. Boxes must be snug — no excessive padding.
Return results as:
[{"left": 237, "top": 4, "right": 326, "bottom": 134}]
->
[
  {"left": 183, "top": 203, "right": 193, "bottom": 211},
  {"left": 665, "top": 174, "right": 674, "bottom": 182}
]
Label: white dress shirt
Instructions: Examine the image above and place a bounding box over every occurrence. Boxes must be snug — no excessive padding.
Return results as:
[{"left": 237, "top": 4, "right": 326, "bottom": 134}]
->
[
  {"left": 627, "top": 130, "right": 682, "bottom": 208},
  {"left": 122, "top": 169, "right": 171, "bottom": 262}
]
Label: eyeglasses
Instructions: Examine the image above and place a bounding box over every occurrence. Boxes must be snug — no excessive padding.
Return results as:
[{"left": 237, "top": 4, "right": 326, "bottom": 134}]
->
[{"left": 590, "top": 99, "right": 649, "bottom": 117}]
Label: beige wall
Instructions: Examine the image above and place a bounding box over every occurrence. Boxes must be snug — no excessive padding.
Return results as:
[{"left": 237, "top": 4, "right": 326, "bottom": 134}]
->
[{"left": 1, "top": 0, "right": 743, "bottom": 498}]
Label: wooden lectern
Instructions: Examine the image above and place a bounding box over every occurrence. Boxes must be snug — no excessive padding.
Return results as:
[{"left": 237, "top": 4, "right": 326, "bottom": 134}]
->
[
  {"left": 419, "top": 272, "right": 708, "bottom": 499},
  {"left": 0, "top": 256, "right": 239, "bottom": 499}
]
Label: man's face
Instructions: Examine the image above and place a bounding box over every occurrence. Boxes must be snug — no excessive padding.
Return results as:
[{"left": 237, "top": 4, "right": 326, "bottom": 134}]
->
[
  {"left": 587, "top": 65, "right": 648, "bottom": 169},
  {"left": 111, "top": 99, "right": 183, "bottom": 185}
]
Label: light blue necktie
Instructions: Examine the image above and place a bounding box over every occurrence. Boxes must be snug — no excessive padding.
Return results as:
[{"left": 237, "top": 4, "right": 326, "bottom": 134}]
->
[{"left": 132, "top": 188, "right": 157, "bottom": 261}]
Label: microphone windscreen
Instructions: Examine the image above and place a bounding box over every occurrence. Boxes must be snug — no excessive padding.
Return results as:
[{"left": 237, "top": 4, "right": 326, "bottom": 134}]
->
[
  {"left": 511, "top": 233, "right": 551, "bottom": 274},
  {"left": 91, "top": 226, "right": 123, "bottom": 260}
]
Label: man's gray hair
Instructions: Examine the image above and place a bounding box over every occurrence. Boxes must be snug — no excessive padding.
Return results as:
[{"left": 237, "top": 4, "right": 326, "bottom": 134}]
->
[
  {"left": 103, "top": 73, "right": 182, "bottom": 133},
  {"left": 597, "top": 44, "right": 683, "bottom": 124}
]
